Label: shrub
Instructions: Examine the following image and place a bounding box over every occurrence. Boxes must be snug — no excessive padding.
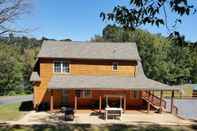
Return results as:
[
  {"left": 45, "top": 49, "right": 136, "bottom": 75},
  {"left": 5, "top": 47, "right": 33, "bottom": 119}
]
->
[{"left": 8, "top": 91, "right": 16, "bottom": 96}]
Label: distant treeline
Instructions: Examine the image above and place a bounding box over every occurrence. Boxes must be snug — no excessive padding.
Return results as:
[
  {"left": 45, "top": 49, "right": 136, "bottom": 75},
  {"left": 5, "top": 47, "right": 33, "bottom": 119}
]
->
[
  {"left": 0, "top": 34, "right": 72, "bottom": 96},
  {"left": 92, "top": 25, "right": 197, "bottom": 85},
  {"left": 0, "top": 25, "right": 197, "bottom": 96}
]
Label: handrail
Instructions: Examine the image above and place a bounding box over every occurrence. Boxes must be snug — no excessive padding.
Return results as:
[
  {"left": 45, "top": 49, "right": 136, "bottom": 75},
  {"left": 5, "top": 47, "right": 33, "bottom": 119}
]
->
[{"left": 141, "top": 91, "right": 166, "bottom": 109}]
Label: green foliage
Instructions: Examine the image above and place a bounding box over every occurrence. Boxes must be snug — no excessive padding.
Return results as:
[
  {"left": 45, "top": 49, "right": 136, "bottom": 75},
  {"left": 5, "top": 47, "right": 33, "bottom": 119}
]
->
[
  {"left": 0, "top": 44, "right": 23, "bottom": 95},
  {"left": 101, "top": 0, "right": 196, "bottom": 37},
  {"left": 92, "top": 25, "right": 197, "bottom": 85},
  {"left": 7, "top": 91, "right": 17, "bottom": 96},
  {"left": 0, "top": 34, "right": 41, "bottom": 95}
]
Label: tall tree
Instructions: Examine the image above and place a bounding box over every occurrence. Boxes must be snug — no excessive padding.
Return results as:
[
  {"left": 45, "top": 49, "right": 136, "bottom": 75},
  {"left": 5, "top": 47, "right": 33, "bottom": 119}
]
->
[
  {"left": 0, "top": 0, "right": 30, "bottom": 35},
  {"left": 92, "top": 25, "right": 197, "bottom": 84},
  {"left": 101, "top": 0, "right": 196, "bottom": 37},
  {"left": 0, "top": 43, "right": 23, "bottom": 95}
]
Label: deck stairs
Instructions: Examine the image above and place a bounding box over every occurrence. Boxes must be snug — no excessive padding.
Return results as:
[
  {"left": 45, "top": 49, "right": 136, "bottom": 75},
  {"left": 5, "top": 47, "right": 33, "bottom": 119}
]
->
[{"left": 141, "top": 91, "right": 166, "bottom": 111}]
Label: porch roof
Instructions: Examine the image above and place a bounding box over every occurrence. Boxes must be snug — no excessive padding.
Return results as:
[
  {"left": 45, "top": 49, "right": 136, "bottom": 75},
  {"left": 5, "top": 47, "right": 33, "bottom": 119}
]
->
[
  {"left": 48, "top": 62, "right": 181, "bottom": 91},
  {"left": 48, "top": 75, "right": 180, "bottom": 91}
]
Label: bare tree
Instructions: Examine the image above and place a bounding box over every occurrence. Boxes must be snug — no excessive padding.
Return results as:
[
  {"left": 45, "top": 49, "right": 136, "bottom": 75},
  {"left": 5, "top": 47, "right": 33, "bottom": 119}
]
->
[{"left": 0, "top": 0, "right": 30, "bottom": 35}]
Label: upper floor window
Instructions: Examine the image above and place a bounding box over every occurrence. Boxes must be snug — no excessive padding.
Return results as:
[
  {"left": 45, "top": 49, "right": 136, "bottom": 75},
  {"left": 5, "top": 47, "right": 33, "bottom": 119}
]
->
[
  {"left": 54, "top": 61, "right": 70, "bottom": 73},
  {"left": 112, "top": 62, "right": 118, "bottom": 71}
]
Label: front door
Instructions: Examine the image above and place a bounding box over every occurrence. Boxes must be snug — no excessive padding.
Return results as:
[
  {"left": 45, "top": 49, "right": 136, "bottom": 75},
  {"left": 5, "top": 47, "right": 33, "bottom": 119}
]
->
[{"left": 62, "top": 90, "right": 68, "bottom": 106}]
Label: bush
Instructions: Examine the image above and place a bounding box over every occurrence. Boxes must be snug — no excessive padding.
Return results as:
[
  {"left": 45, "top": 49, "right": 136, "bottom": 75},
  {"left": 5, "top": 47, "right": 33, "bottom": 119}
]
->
[{"left": 8, "top": 91, "right": 16, "bottom": 96}]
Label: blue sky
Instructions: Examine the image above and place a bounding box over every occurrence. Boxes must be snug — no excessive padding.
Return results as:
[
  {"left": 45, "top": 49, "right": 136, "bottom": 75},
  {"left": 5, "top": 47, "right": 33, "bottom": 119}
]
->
[{"left": 16, "top": 0, "right": 197, "bottom": 42}]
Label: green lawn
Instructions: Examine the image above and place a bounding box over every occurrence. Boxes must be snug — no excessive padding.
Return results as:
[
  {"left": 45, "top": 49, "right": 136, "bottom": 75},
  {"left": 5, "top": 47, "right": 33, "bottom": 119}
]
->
[
  {"left": 0, "top": 94, "right": 31, "bottom": 98},
  {"left": 0, "top": 124, "right": 197, "bottom": 131},
  {"left": 0, "top": 103, "right": 26, "bottom": 121},
  {"left": 153, "top": 85, "right": 193, "bottom": 98}
]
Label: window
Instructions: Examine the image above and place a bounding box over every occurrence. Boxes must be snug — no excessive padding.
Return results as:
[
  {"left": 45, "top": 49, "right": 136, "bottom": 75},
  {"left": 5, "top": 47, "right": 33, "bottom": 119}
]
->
[
  {"left": 75, "top": 89, "right": 91, "bottom": 98},
  {"left": 54, "top": 61, "right": 70, "bottom": 73},
  {"left": 131, "top": 91, "right": 140, "bottom": 99},
  {"left": 76, "top": 90, "right": 81, "bottom": 97},
  {"left": 84, "top": 89, "right": 91, "bottom": 97},
  {"left": 112, "top": 62, "right": 118, "bottom": 71},
  {"left": 62, "top": 62, "right": 69, "bottom": 73},
  {"left": 54, "top": 61, "right": 61, "bottom": 72}
]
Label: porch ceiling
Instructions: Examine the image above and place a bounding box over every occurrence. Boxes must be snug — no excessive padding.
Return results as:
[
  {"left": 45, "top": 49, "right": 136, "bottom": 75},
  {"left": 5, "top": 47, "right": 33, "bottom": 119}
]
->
[{"left": 48, "top": 74, "right": 180, "bottom": 91}]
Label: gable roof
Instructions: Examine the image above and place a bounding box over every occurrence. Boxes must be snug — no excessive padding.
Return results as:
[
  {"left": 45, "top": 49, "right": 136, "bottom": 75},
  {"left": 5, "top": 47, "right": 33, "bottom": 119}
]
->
[{"left": 38, "top": 41, "right": 141, "bottom": 61}]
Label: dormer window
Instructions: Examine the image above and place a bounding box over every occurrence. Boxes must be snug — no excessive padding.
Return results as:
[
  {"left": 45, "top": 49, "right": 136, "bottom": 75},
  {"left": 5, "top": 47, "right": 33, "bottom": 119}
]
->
[
  {"left": 54, "top": 61, "right": 70, "bottom": 73},
  {"left": 112, "top": 62, "right": 118, "bottom": 71}
]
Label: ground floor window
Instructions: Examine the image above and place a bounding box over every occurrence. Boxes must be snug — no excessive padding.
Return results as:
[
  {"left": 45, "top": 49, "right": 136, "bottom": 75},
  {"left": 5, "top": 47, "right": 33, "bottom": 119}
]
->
[
  {"left": 130, "top": 90, "right": 141, "bottom": 99},
  {"left": 75, "top": 89, "right": 92, "bottom": 98}
]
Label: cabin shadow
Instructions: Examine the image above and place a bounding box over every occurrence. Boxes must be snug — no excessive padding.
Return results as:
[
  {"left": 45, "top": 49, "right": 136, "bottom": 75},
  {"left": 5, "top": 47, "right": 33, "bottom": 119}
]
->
[
  {"left": 19, "top": 100, "right": 33, "bottom": 111},
  {"left": 1, "top": 123, "right": 188, "bottom": 131}
]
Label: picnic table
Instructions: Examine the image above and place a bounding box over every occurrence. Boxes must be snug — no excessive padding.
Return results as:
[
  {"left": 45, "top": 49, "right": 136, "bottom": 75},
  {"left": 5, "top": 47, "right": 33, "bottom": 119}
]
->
[{"left": 105, "top": 107, "right": 123, "bottom": 120}]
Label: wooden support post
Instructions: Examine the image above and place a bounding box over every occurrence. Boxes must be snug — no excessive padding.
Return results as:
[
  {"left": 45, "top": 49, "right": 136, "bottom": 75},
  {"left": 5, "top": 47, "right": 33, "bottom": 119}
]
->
[
  {"left": 171, "top": 90, "right": 175, "bottom": 113},
  {"left": 147, "top": 102, "right": 150, "bottom": 113},
  {"left": 106, "top": 96, "right": 108, "bottom": 107},
  {"left": 159, "top": 90, "right": 163, "bottom": 113},
  {"left": 148, "top": 91, "right": 151, "bottom": 96},
  {"left": 74, "top": 96, "right": 77, "bottom": 110},
  {"left": 152, "top": 90, "right": 154, "bottom": 101},
  {"left": 33, "top": 87, "right": 36, "bottom": 109},
  {"left": 124, "top": 96, "right": 126, "bottom": 112},
  {"left": 148, "top": 91, "right": 151, "bottom": 100},
  {"left": 120, "top": 96, "right": 122, "bottom": 108},
  {"left": 50, "top": 89, "right": 54, "bottom": 111},
  {"left": 99, "top": 96, "right": 102, "bottom": 112}
]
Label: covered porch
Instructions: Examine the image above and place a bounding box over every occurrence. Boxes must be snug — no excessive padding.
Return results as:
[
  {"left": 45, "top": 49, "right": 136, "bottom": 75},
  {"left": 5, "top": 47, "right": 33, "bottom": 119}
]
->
[
  {"left": 47, "top": 62, "right": 180, "bottom": 115},
  {"left": 48, "top": 88, "right": 178, "bottom": 115}
]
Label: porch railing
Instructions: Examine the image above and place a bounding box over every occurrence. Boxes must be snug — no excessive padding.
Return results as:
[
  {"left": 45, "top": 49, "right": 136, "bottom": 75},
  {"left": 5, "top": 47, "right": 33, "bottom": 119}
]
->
[{"left": 141, "top": 91, "right": 166, "bottom": 109}]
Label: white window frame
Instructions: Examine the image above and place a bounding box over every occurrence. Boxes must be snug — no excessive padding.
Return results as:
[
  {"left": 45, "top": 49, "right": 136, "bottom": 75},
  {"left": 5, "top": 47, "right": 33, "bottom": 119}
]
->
[
  {"left": 112, "top": 62, "right": 118, "bottom": 71},
  {"left": 76, "top": 89, "right": 92, "bottom": 98},
  {"left": 53, "top": 61, "right": 62, "bottom": 73},
  {"left": 53, "top": 60, "right": 70, "bottom": 73}
]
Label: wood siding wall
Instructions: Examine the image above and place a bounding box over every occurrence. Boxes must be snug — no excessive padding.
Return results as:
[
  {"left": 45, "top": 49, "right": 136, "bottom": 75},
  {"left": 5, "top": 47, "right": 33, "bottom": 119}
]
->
[
  {"left": 67, "top": 90, "right": 145, "bottom": 109},
  {"left": 33, "top": 58, "right": 138, "bottom": 108}
]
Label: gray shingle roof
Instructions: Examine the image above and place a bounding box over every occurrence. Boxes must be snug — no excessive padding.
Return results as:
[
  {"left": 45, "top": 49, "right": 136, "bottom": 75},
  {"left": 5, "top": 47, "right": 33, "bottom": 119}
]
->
[
  {"left": 48, "top": 62, "right": 180, "bottom": 91},
  {"left": 38, "top": 41, "right": 141, "bottom": 60},
  {"left": 30, "top": 72, "right": 40, "bottom": 82}
]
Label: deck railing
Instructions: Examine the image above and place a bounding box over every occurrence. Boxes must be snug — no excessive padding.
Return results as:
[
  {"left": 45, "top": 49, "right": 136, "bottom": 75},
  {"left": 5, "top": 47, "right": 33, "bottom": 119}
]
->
[{"left": 141, "top": 91, "right": 166, "bottom": 109}]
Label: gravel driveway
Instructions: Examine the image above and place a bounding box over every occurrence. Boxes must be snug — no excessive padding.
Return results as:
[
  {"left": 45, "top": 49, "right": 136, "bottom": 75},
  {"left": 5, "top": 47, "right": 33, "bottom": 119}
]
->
[{"left": 0, "top": 95, "right": 32, "bottom": 105}]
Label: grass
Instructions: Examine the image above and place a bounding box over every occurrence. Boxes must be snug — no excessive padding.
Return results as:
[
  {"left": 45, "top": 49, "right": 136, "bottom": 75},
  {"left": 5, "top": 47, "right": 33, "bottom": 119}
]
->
[
  {"left": 153, "top": 85, "right": 193, "bottom": 98},
  {"left": 0, "top": 124, "right": 197, "bottom": 131},
  {"left": 0, "top": 103, "right": 26, "bottom": 121},
  {"left": 0, "top": 94, "right": 32, "bottom": 98}
]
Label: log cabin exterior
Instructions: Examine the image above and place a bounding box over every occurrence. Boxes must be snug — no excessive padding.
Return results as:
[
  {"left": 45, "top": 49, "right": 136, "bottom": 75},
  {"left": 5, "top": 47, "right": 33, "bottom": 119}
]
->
[{"left": 30, "top": 41, "right": 180, "bottom": 113}]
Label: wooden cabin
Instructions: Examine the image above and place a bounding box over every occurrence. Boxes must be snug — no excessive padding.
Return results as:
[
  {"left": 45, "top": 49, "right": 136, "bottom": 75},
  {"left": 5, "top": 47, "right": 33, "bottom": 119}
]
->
[{"left": 30, "top": 41, "right": 180, "bottom": 113}]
